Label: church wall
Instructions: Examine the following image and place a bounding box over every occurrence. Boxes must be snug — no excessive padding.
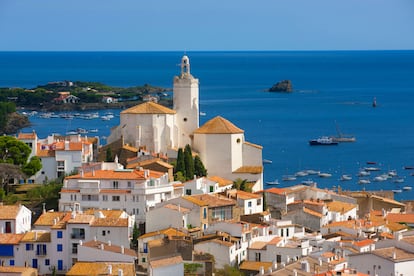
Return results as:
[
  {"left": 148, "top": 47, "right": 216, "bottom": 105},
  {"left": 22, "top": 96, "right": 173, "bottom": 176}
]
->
[
  {"left": 230, "top": 133, "right": 244, "bottom": 172},
  {"left": 242, "top": 142, "right": 262, "bottom": 166}
]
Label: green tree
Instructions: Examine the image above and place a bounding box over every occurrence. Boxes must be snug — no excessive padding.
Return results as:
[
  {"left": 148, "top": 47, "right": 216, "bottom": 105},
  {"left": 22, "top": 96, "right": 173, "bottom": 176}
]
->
[
  {"left": 105, "top": 148, "right": 113, "bottom": 162},
  {"left": 130, "top": 222, "right": 140, "bottom": 250},
  {"left": 0, "top": 136, "right": 31, "bottom": 165},
  {"left": 233, "top": 178, "right": 248, "bottom": 191},
  {"left": 174, "top": 148, "right": 185, "bottom": 180},
  {"left": 174, "top": 171, "right": 186, "bottom": 183},
  {"left": 22, "top": 156, "right": 42, "bottom": 177},
  {"left": 0, "top": 163, "right": 24, "bottom": 193},
  {"left": 184, "top": 144, "right": 194, "bottom": 180},
  {"left": 194, "top": 155, "right": 207, "bottom": 177},
  {"left": 215, "top": 265, "right": 242, "bottom": 276}
]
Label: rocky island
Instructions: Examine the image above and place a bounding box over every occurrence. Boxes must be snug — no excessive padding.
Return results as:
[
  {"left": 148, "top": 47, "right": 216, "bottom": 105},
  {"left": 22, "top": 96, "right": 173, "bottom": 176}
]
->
[{"left": 268, "top": 80, "right": 293, "bottom": 92}]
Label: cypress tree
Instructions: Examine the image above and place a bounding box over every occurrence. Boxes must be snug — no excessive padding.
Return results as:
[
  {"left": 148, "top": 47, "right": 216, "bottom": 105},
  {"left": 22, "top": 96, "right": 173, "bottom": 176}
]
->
[
  {"left": 184, "top": 144, "right": 194, "bottom": 180},
  {"left": 194, "top": 155, "right": 207, "bottom": 177},
  {"left": 175, "top": 148, "right": 186, "bottom": 179}
]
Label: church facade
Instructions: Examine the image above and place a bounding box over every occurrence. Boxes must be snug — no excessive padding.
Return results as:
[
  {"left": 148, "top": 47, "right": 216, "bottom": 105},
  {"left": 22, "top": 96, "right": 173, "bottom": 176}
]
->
[{"left": 106, "top": 56, "right": 263, "bottom": 191}]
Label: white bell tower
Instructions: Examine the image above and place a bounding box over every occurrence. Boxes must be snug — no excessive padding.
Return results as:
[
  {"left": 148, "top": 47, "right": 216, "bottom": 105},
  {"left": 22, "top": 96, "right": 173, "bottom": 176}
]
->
[{"left": 173, "top": 55, "right": 199, "bottom": 148}]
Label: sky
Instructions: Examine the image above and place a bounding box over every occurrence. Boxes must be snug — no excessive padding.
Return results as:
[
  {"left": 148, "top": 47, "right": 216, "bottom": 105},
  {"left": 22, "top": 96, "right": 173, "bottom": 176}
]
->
[{"left": 0, "top": 0, "right": 413, "bottom": 51}]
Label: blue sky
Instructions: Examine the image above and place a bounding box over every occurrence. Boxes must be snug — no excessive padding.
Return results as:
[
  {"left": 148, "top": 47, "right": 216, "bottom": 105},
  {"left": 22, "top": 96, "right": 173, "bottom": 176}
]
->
[{"left": 1, "top": 0, "right": 413, "bottom": 51}]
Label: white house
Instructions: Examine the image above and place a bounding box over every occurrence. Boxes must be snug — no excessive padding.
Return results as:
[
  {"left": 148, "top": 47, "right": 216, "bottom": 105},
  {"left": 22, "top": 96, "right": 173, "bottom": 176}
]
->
[
  {"left": 59, "top": 167, "right": 181, "bottom": 224},
  {"left": 77, "top": 239, "right": 137, "bottom": 263},
  {"left": 17, "top": 132, "right": 95, "bottom": 183},
  {"left": 348, "top": 246, "right": 414, "bottom": 276},
  {"left": 0, "top": 204, "right": 32, "bottom": 234},
  {"left": 183, "top": 176, "right": 232, "bottom": 195},
  {"left": 194, "top": 238, "right": 238, "bottom": 269},
  {"left": 148, "top": 255, "right": 184, "bottom": 276}
]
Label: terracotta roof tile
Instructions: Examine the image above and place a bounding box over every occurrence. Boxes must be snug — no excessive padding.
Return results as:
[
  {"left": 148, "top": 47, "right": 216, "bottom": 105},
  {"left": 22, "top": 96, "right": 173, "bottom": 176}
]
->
[
  {"left": 239, "top": 261, "right": 273, "bottom": 271},
  {"left": 327, "top": 201, "right": 357, "bottom": 214},
  {"left": 0, "top": 205, "right": 21, "bottom": 219},
  {"left": 21, "top": 231, "right": 51, "bottom": 242},
  {"left": 207, "top": 175, "right": 233, "bottom": 187},
  {"left": 0, "top": 233, "right": 24, "bottom": 244},
  {"left": 303, "top": 207, "right": 323, "bottom": 218},
  {"left": 243, "top": 141, "right": 263, "bottom": 149},
  {"left": 150, "top": 255, "right": 183, "bottom": 269},
  {"left": 91, "top": 218, "right": 128, "bottom": 227},
  {"left": 139, "top": 227, "right": 187, "bottom": 239},
  {"left": 354, "top": 239, "right": 374, "bottom": 247},
  {"left": 121, "top": 102, "right": 175, "bottom": 115},
  {"left": 190, "top": 194, "right": 236, "bottom": 207},
  {"left": 17, "top": 132, "right": 37, "bottom": 139},
  {"left": 82, "top": 240, "right": 137, "bottom": 257},
  {"left": 66, "top": 262, "right": 135, "bottom": 276},
  {"left": 194, "top": 116, "right": 244, "bottom": 134},
  {"left": 34, "top": 212, "right": 67, "bottom": 226},
  {"left": 233, "top": 166, "right": 263, "bottom": 174},
  {"left": 386, "top": 213, "right": 414, "bottom": 224}
]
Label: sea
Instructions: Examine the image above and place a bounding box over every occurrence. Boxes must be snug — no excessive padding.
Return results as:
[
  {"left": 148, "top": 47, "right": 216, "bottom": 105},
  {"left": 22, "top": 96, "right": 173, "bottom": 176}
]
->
[{"left": 1, "top": 51, "right": 414, "bottom": 201}]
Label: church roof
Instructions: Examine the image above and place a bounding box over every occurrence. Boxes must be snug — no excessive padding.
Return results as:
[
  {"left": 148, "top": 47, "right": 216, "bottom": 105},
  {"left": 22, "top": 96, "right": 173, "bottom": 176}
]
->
[
  {"left": 121, "top": 102, "right": 176, "bottom": 115},
  {"left": 194, "top": 116, "right": 244, "bottom": 134}
]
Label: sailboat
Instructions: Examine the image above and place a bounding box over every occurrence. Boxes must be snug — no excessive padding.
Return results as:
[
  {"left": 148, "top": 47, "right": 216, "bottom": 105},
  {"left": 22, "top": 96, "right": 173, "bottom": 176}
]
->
[
  {"left": 330, "top": 121, "right": 356, "bottom": 142},
  {"left": 372, "top": 97, "right": 377, "bottom": 107}
]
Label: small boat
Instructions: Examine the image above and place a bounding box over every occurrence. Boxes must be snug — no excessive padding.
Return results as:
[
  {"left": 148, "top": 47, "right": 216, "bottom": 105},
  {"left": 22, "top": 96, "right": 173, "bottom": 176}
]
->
[
  {"left": 404, "top": 166, "right": 414, "bottom": 170},
  {"left": 309, "top": 136, "right": 338, "bottom": 146},
  {"left": 372, "top": 97, "right": 377, "bottom": 107},
  {"left": 295, "top": 170, "right": 309, "bottom": 177},
  {"left": 89, "top": 129, "right": 99, "bottom": 133},
  {"left": 364, "top": 166, "right": 381, "bottom": 172},
  {"left": 262, "top": 159, "right": 273, "bottom": 164},
  {"left": 199, "top": 112, "right": 207, "bottom": 116},
  {"left": 340, "top": 174, "right": 352, "bottom": 181},
  {"left": 366, "top": 161, "right": 377, "bottom": 165},
  {"left": 358, "top": 170, "right": 371, "bottom": 177},
  {"left": 359, "top": 179, "right": 371, "bottom": 184},
  {"left": 77, "top": 128, "right": 88, "bottom": 134},
  {"left": 282, "top": 175, "right": 297, "bottom": 181},
  {"left": 266, "top": 179, "right": 280, "bottom": 185},
  {"left": 318, "top": 172, "right": 332, "bottom": 178},
  {"left": 373, "top": 176, "right": 387, "bottom": 182},
  {"left": 388, "top": 170, "right": 398, "bottom": 177},
  {"left": 306, "top": 169, "right": 320, "bottom": 175},
  {"left": 301, "top": 179, "right": 316, "bottom": 185},
  {"left": 392, "top": 189, "right": 402, "bottom": 193},
  {"left": 330, "top": 121, "right": 356, "bottom": 143},
  {"left": 403, "top": 186, "right": 412, "bottom": 191}
]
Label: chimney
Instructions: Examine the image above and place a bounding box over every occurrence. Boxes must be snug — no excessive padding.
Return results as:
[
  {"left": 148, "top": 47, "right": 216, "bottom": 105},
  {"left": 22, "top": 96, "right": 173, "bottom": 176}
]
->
[
  {"left": 392, "top": 250, "right": 396, "bottom": 259},
  {"left": 92, "top": 168, "right": 95, "bottom": 176},
  {"left": 121, "top": 245, "right": 125, "bottom": 254},
  {"left": 118, "top": 269, "right": 123, "bottom": 276},
  {"left": 272, "top": 260, "right": 277, "bottom": 270},
  {"left": 79, "top": 240, "right": 83, "bottom": 246},
  {"left": 107, "top": 265, "right": 112, "bottom": 274},
  {"left": 293, "top": 269, "right": 297, "bottom": 276},
  {"left": 34, "top": 231, "right": 38, "bottom": 241},
  {"left": 144, "top": 169, "right": 149, "bottom": 178},
  {"left": 259, "top": 266, "right": 264, "bottom": 275},
  {"left": 100, "top": 244, "right": 104, "bottom": 250},
  {"left": 108, "top": 240, "right": 111, "bottom": 246},
  {"left": 65, "top": 140, "right": 70, "bottom": 150},
  {"left": 94, "top": 236, "right": 97, "bottom": 242},
  {"left": 80, "top": 169, "right": 84, "bottom": 178}
]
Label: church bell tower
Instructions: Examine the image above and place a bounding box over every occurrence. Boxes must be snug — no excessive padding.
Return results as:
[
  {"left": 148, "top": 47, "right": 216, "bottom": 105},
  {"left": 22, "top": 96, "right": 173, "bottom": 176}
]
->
[{"left": 173, "top": 55, "right": 199, "bottom": 148}]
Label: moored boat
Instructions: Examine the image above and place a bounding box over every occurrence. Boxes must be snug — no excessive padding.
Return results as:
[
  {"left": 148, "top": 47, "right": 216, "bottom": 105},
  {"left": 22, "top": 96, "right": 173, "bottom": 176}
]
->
[
  {"left": 309, "top": 136, "right": 338, "bottom": 146},
  {"left": 318, "top": 172, "right": 332, "bottom": 178},
  {"left": 266, "top": 179, "right": 280, "bottom": 185},
  {"left": 340, "top": 174, "right": 352, "bottom": 181},
  {"left": 358, "top": 179, "right": 371, "bottom": 185}
]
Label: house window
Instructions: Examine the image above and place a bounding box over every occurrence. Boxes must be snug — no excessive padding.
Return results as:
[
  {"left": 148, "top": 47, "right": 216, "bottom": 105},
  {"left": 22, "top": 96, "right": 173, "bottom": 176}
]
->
[
  {"left": 5, "top": 221, "right": 11, "bottom": 233},
  {"left": 248, "top": 201, "right": 252, "bottom": 207},
  {"left": 236, "top": 138, "right": 241, "bottom": 143},
  {"left": 45, "top": 259, "right": 50, "bottom": 266},
  {"left": 9, "top": 260, "right": 14, "bottom": 266},
  {"left": 209, "top": 186, "right": 214, "bottom": 193},
  {"left": 257, "top": 198, "right": 261, "bottom": 205},
  {"left": 57, "top": 161, "right": 65, "bottom": 171},
  {"left": 102, "top": 230, "right": 106, "bottom": 236},
  {"left": 186, "top": 189, "right": 192, "bottom": 195},
  {"left": 255, "top": 252, "right": 261, "bottom": 262},
  {"left": 113, "top": 181, "right": 119, "bottom": 189},
  {"left": 286, "top": 228, "right": 289, "bottom": 236},
  {"left": 203, "top": 208, "right": 207, "bottom": 219},
  {"left": 32, "top": 259, "right": 38, "bottom": 269},
  {"left": 142, "top": 257, "right": 146, "bottom": 263},
  {"left": 127, "top": 181, "right": 132, "bottom": 188},
  {"left": 112, "top": 196, "right": 120, "bottom": 201},
  {"left": 72, "top": 243, "right": 78, "bottom": 254},
  {"left": 103, "top": 195, "right": 108, "bottom": 201},
  {"left": 57, "top": 231, "right": 63, "bottom": 239},
  {"left": 26, "top": 244, "right": 34, "bottom": 251},
  {"left": 57, "top": 244, "right": 63, "bottom": 252},
  {"left": 71, "top": 228, "right": 85, "bottom": 239},
  {"left": 36, "top": 244, "right": 47, "bottom": 256},
  {"left": 58, "top": 260, "right": 63, "bottom": 271}
]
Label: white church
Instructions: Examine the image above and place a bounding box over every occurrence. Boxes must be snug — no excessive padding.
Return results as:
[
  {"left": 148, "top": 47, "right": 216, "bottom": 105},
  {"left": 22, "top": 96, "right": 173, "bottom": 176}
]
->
[{"left": 107, "top": 55, "right": 264, "bottom": 191}]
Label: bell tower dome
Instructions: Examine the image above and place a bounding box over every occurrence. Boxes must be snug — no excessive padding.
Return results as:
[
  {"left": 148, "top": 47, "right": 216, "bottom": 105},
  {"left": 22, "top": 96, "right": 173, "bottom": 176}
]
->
[{"left": 173, "top": 55, "right": 199, "bottom": 148}]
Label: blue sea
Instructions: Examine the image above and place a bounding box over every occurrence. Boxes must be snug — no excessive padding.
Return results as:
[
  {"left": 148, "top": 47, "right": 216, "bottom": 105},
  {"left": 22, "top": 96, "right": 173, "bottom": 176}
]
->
[{"left": 1, "top": 51, "right": 414, "bottom": 200}]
